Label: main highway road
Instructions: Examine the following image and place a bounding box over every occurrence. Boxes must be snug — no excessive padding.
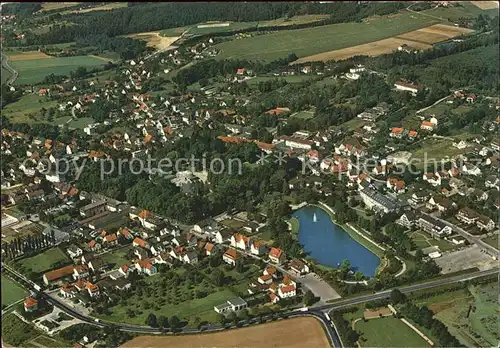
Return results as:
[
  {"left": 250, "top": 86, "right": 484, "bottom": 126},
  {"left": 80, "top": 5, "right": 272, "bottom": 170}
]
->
[
  {"left": 2, "top": 265, "right": 497, "bottom": 348},
  {"left": 1, "top": 52, "right": 18, "bottom": 86}
]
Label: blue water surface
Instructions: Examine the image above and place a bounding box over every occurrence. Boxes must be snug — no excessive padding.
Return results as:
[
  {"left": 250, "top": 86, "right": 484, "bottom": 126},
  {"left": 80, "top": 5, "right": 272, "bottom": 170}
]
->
[{"left": 294, "top": 206, "right": 380, "bottom": 277}]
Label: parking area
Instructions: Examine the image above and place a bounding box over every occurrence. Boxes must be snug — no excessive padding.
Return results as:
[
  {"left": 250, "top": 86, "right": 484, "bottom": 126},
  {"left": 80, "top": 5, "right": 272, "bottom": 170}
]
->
[
  {"left": 300, "top": 273, "right": 341, "bottom": 302},
  {"left": 33, "top": 307, "right": 81, "bottom": 335},
  {"left": 47, "top": 290, "right": 92, "bottom": 316},
  {"left": 434, "top": 245, "right": 498, "bottom": 274}
]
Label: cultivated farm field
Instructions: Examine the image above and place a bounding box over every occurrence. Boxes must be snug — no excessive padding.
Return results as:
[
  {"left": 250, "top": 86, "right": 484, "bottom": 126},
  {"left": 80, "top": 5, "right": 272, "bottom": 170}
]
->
[
  {"left": 8, "top": 54, "right": 107, "bottom": 85},
  {"left": 121, "top": 317, "right": 330, "bottom": 348},
  {"left": 422, "top": 1, "right": 499, "bottom": 20},
  {"left": 470, "top": 1, "right": 499, "bottom": 9},
  {"left": 7, "top": 51, "right": 53, "bottom": 61},
  {"left": 294, "top": 24, "right": 473, "bottom": 63},
  {"left": 396, "top": 24, "right": 474, "bottom": 44},
  {"left": 214, "top": 11, "right": 439, "bottom": 62},
  {"left": 39, "top": 2, "right": 80, "bottom": 12}
]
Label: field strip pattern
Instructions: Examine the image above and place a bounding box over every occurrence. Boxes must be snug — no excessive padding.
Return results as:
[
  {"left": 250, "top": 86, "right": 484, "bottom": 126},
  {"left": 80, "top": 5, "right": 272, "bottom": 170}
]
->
[
  {"left": 8, "top": 52, "right": 54, "bottom": 61},
  {"left": 294, "top": 24, "right": 474, "bottom": 63},
  {"left": 470, "top": 1, "right": 499, "bottom": 10}
]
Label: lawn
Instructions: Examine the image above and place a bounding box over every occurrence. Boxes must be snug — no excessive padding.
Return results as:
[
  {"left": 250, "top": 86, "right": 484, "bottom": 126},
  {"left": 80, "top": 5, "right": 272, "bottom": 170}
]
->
[
  {"left": 481, "top": 235, "right": 498, "bottom": 249},
  {"left": 67, "top": 117, "right": 95, "bottom": 129},
  {"left": 219, "top": 218, "right": 246, "bottom": 230},
  {"left": 410, "top": 138, "right": 467, "bottom": 168},
  {"left": 1, "top": 275, "right": 28, "bottom": 307},
  {"left": 355, "top": 316, "right": 431, "bottom": 347},
  {"left": 420, "top": 102, "right": 473, "bottom": 120},
  {"left": 247, "top": 75, "right": 316, "bottom": 85},
  {"left": 409, "top": 230, "right": 456, "bottom": 252},
  {"left": 14, "top": 247, "right": 71, "bottom": 274},
  {"left": 291, "top": 110, "right": 315, "bottom": 120},
  {"left": 99, "top": 246, "right": 133, "bottom": 268},
  {"left": 341, "top": 117, "right": 366, "bottom": 131},
  {"left": 288, "top": 216, "right": 300, "bottom": 238},
  {"left": 10, "top": 55, "right": 106, "bottom": 85},
  {"left": 213, "top": 11, "right": 439, "bottom": 61},
  {"left": 339, "top": 223, "right": 385, "bottom": 259},
  {"left": 2, "top": 313, "right": 39, "bottom": 347},
  {"left": 2, "top": 93, "right": 59, "bottom": 123}
]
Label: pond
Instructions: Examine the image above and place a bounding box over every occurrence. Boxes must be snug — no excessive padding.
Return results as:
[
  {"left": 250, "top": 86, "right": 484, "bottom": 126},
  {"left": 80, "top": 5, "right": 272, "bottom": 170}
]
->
[{"left": 294, "top": 205, "right": 380, "bottom": 277}]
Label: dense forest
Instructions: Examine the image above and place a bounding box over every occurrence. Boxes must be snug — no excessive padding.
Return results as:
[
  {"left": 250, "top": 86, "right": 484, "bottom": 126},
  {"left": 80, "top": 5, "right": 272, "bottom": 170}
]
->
[{"left": 12, "top": 2, "right": 406, "bottom": 46}]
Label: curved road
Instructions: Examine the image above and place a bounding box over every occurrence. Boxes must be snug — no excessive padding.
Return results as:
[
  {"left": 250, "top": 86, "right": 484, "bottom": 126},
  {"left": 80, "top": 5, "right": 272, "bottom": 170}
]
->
[
  {"left": 3, "top": 265, "right": 498, "bottom": 347},
  {"left": 1, "top": 53, "right": 18, "bottom": 86},
  {"left": 2, "top": 265, "right": 341, "bottom": 347}
]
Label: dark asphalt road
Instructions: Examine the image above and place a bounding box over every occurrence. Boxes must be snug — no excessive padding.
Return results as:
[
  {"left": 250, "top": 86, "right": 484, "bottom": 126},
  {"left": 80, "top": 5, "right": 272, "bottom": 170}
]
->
[{"left": 3, "top": 266, "right": 497, "bottom": 348}]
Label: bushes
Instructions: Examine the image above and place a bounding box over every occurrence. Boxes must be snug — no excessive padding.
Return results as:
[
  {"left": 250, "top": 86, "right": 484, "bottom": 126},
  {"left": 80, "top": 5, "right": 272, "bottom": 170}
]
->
[{"left": 331, "top": 311, "right": 360, "bottom": 347}]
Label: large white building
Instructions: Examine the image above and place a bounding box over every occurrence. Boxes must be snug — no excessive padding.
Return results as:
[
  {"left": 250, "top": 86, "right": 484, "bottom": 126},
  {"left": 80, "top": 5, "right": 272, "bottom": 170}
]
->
[
  {"left": 214, "top": 297, "right": 248, "bottom": 314},
  {"left": 359, "top": 187, "right": 400, "bottom": 213}
]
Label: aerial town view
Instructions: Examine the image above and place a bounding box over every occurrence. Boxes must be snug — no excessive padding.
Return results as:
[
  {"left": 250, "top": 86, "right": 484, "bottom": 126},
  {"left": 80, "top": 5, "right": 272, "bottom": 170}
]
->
[{"left": 0, "top": 1, "right": 498, "bottom": 347}]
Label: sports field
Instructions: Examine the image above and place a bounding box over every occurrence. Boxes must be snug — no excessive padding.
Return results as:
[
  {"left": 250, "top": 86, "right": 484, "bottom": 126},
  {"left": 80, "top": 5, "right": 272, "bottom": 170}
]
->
[
  {"left": 355, "top": 316, "right": 431, "bottom": 347},
  {"left": 9, "top": 53, "right": 106, "bottom": 85},
  {"left": 121, "top": 317, "right": 330, "bottom": 348},
  {"left": 214, "top": 11, "right": 439, "bottom": 62}
]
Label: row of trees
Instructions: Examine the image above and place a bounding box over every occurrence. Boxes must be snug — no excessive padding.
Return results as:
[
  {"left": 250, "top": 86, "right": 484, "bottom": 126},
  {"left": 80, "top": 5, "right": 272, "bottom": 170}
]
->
[
  {"left": 172, "top": 54, "right": 298, "bottom": 87},
  {"left": 394, "top": 290, "right": 463, "bottom": 347},
  {"left": 3, "top": 230, "right": 56, "bottom": 261}
]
